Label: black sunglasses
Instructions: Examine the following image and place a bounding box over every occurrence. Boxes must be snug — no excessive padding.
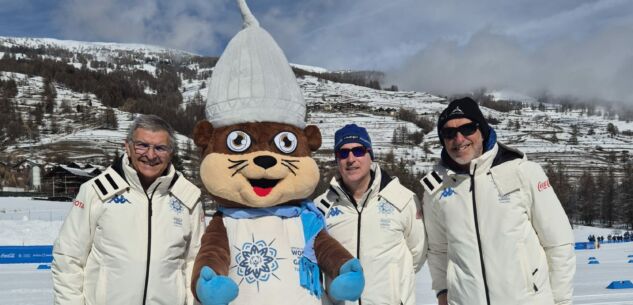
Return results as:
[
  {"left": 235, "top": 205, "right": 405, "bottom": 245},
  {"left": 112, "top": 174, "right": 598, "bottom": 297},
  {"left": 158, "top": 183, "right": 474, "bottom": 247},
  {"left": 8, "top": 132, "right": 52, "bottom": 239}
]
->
[
  {"left": 336, "top": 146, "right": 370, "bottom": 159},
  {"left": 440, "top": 122, "right": 479, "bottom": 139}
]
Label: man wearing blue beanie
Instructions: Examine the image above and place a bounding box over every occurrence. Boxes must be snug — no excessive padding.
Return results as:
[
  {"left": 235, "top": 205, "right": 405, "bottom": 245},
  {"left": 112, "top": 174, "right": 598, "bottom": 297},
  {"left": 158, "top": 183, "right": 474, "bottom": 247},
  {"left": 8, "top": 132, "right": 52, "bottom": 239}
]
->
[{"left": 316, "top": 123, "right": 426, "bottom": 305}]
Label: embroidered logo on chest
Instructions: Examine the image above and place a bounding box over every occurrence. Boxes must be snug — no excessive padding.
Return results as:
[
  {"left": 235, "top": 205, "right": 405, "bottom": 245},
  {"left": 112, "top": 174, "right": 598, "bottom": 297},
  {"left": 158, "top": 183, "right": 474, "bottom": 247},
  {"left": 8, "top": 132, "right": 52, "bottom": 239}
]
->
[
  {"left": 498, "top": 194, "right": 512, "bottom": 204},
  {"left": 234, "top": 238, "right": 281, "bottom": 289},
  {"left": 327, "top": 207, "right": 343, "bottom": 218},
  {"left": 378, "top": 200, "right": 395, "bottom": 215},
  {"left": 107, "top": 195, "right": 130, "bottom": 204},
  {"left": 440, "top": 187, "right": 456, "bottom": 199},
  {"left": 169, "top": 197, "right": 184, "bottom": 214}
]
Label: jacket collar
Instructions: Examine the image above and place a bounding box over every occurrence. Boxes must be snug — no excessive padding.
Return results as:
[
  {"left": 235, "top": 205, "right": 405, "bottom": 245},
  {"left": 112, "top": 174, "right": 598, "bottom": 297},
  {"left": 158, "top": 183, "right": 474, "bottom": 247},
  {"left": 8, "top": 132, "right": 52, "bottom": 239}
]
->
[
  {"left": 330, "top": 163, "right": 389, "bottom": 206},
  {"left": 121, "top": 153, "right": 176, "bottom": 197}
]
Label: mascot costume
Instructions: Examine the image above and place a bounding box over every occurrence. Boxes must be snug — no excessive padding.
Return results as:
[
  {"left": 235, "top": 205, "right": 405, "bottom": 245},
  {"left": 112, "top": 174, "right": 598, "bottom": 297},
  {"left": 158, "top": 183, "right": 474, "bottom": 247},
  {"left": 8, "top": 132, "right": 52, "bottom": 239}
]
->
[{"left": 191, "top": 1, "right": 365, "bottom": 304}]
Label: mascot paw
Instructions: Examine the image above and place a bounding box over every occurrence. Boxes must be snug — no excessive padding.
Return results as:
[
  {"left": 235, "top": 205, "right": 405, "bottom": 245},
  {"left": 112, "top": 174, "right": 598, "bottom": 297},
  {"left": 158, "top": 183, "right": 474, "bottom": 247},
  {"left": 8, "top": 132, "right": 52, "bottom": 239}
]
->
[
  {"left": 329, "top": 258, "right": 364, "bottom": 301},
  {"left": 196, "top": 266, "right": 239, "bottom": 305}
]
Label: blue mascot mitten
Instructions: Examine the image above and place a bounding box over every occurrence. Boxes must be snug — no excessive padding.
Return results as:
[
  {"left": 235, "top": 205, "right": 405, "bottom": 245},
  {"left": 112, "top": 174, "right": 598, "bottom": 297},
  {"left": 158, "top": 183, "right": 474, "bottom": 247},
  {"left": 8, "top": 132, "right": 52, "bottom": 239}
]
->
[
  {"left": 329, "top": 258, "right": 365, "bottom": 301},
  {"left": 196, "top": 266, "right": 239, "bottom": 305}
]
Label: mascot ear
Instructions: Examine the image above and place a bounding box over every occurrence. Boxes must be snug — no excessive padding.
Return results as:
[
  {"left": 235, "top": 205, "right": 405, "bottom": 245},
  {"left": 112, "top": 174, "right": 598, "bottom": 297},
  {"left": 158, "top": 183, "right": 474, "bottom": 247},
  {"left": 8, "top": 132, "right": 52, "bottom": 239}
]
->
[
  {"left": 193, "top": 120, "right": 215, "bottom": 152},
  {"left": 304, "top": 125, "right": 322, "bottom": 152}
]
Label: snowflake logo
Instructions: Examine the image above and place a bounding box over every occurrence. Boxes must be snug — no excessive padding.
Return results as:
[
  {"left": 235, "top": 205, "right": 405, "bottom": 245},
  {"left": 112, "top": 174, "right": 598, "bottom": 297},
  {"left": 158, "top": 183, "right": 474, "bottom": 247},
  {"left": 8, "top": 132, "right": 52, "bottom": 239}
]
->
[
  {"left": 378, "top": 201, "right": 395, "bottom": 215},
  {"left": 169, "top": 197, "right": 183, "bottom": 214},
  {"left": 234, "top": 238, "right": 280, "bottom": 288}
]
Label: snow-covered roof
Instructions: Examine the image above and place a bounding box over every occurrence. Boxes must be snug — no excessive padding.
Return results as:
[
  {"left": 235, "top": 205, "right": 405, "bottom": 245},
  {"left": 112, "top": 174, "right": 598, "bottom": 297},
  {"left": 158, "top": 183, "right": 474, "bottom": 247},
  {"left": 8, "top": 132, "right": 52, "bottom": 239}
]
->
[{"left": 59, "top": 165, "right": 95, "bottom": 178}]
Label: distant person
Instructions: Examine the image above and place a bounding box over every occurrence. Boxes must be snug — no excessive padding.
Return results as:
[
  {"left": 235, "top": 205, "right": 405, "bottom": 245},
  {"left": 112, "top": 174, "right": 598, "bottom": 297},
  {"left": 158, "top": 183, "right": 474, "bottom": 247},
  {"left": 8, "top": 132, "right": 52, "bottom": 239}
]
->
[
  {"left": 421, "top": 97, "right": 576, "bottom": 305},
  {"left": 52, "top": 114, "right": 205, "bottom": 305},
  {"left": 315, "top": 123, "right": 426, "bottom": 305}
]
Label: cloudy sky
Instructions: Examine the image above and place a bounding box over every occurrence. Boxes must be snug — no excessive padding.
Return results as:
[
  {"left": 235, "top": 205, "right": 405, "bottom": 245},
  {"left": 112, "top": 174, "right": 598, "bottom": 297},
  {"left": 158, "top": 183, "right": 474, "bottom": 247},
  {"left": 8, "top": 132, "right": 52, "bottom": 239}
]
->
[{"left": 1, "top": 0, "right": 632, "bottom": 103}]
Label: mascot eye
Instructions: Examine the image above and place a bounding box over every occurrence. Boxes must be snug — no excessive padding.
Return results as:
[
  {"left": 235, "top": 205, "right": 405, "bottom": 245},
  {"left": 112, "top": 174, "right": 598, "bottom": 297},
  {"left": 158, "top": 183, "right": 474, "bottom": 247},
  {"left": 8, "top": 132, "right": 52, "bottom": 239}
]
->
[
  {"left": 226, "top": 130, "right": 252, "bottom": 152},
  {"left": 274, "top": 131, "right": 298, "bottom": 154}
]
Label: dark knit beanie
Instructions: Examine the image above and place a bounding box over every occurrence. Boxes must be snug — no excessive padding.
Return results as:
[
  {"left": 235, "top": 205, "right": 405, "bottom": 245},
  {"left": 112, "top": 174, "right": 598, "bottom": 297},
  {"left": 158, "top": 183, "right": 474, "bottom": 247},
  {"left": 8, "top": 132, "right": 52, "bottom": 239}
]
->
[
  {"left": 334, "top": 124, "right": 374, "bottom": 160},
  {"left": 437, "top": 97, "right": 490, "bottom": 147}
]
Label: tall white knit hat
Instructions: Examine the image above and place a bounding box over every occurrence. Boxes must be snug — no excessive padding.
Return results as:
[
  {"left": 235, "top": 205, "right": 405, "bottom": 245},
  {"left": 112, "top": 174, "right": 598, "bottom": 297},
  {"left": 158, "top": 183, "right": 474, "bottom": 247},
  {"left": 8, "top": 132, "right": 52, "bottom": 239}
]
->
[{"left": 206, "top": 0, "right": 306, "bottom": 128}]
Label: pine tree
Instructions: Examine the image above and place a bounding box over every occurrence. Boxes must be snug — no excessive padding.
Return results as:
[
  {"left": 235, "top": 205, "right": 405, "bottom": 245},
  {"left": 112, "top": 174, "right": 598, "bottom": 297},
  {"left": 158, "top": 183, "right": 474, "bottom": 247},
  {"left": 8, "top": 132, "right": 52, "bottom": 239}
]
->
[
  {"left": 42, "top": 77, "right": 57, "bottom": 114},
  {"left": 577, "top": 170, "right": 597, "bottom": 225},
  {"left": 619, "top": 164, "right": 633, "bottom": 229},
  {"left": 597, "top": 167, "right": 616, "bottom": 227},
  {"left": 546, "top": 162, "right": 574, "bottom": 220}
]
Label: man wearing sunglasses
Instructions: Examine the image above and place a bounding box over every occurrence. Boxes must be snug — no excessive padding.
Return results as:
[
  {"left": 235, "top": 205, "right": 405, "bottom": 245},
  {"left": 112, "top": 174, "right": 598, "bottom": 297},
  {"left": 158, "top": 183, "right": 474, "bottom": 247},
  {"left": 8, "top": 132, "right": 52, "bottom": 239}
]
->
[
  {"left": 315, "top": 124, "right": 426, "bottom": 305},
  {"left": 422, "top": 98, "right": 575, "bottom": 305},
  {"left": 53, "top": 114, "right": 205, "bottom": 305}
]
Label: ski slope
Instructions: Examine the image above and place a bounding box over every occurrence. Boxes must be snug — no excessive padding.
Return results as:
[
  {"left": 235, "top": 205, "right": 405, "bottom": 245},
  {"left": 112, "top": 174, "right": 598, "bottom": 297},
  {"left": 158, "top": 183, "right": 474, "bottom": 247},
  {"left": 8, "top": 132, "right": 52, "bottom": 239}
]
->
[{"left": 1, "top": 197, "right": 632, "bottom": 305}]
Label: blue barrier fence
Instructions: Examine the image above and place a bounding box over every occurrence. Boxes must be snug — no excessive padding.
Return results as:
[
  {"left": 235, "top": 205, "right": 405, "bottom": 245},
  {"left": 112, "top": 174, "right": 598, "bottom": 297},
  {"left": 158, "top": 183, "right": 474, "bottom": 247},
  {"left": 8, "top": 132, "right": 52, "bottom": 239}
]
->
[
  {"left": 0, "top": 245, "right": 53, "bottom": 264},
  {"left": 575, "top": 242, "right": 596, "bottom": 250}
]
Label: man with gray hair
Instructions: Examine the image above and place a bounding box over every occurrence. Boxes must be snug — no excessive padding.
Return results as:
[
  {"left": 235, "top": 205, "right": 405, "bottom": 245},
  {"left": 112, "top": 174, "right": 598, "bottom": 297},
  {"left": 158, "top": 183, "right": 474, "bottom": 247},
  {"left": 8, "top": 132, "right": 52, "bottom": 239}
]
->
[{"left": 52, "top": 114, "right": 205, "bottom": 305}]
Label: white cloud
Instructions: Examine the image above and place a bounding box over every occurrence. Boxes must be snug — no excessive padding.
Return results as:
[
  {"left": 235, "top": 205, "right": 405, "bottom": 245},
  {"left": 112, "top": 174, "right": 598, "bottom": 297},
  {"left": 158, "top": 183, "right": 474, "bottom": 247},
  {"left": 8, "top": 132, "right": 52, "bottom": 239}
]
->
[
  {"left": 49, "top": 0, "right": 633, "bottom": 103},
  {"left": 388, "top": 26, "right": 633, "bottom": 104},
  {"left": 53, "top": 0, "right": 239, "bottom": 54}
]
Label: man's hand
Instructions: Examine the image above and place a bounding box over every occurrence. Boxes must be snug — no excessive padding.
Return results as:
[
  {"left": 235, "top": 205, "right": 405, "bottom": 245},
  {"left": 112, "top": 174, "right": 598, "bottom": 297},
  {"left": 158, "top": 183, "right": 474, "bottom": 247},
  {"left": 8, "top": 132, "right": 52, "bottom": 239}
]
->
[
  {"left": 329, "top": 258, "right": 364, "bottom": 301},
  {"left": 195, "top": 266, "right": 238, "bottom": 305}
]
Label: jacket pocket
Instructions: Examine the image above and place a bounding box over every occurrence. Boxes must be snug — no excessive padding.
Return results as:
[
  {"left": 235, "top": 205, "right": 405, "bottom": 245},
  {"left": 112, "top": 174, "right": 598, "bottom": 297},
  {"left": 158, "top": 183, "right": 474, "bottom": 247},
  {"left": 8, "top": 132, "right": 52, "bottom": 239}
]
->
[
  {"left": 531, "top": 253, "right": 549, "bottom": 294},
  {"left": 519, "top": 242, "right": 548, "bottom": 294}
]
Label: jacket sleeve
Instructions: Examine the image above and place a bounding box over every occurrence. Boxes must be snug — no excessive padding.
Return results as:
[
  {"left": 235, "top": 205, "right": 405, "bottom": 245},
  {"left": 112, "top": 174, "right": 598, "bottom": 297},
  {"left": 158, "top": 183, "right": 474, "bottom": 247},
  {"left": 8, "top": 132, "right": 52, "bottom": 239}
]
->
[
  {"left": 185, "top": 200, "right": 206, "bottom": 305},
  {"left": 522, "top": 162, "right": 575, "bottom": 305},
  {"left": 403, "top": 194, "right": 427, "bottom": 273},
  {"left": 52, "top": 183, "right": 101, "bottom": 305},
  {"left": 422, "top": 192, "right": 448, "bottom": 294}
]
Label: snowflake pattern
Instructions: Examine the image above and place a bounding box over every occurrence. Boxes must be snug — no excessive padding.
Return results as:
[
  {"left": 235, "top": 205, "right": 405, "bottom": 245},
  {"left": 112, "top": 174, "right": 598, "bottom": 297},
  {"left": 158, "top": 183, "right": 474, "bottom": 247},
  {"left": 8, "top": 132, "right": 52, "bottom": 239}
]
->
[
  {"left": 169, "top": 197, "right": 183, "bottom": 214},
  {"left": 378, "top": 200, "right": 395, "bottom": 215},
  {"left": 234, "top": 239, "right": 280, "bottom": 286}
]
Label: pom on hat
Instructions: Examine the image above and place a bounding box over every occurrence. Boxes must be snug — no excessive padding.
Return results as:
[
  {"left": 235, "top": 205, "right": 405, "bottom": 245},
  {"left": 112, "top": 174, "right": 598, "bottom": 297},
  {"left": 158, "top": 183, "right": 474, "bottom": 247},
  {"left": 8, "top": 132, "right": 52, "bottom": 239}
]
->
[{"left": 436, "top": 97, "right": 490, "bottom": 146}]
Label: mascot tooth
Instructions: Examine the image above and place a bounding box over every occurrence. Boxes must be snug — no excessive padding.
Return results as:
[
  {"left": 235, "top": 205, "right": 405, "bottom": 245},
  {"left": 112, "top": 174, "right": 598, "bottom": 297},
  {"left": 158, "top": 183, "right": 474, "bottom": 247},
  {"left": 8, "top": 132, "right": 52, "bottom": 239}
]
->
[{"left": 191, "top": 1, "right": 365, "bottom": 304}]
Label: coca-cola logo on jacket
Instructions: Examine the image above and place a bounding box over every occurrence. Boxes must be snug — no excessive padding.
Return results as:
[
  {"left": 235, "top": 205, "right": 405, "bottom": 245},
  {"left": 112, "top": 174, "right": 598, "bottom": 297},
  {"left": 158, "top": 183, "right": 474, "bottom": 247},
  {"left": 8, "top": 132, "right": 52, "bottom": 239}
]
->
[{"left": 537, "top": 180, "right": 551, "bottom": 192}]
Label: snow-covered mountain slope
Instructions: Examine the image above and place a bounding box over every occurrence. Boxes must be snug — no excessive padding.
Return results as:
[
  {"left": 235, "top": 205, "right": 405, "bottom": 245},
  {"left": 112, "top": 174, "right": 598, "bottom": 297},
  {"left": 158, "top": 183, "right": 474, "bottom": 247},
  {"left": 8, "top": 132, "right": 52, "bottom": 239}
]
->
[{"left": 2, "top": 36, "right": 633, "bottom": 182}]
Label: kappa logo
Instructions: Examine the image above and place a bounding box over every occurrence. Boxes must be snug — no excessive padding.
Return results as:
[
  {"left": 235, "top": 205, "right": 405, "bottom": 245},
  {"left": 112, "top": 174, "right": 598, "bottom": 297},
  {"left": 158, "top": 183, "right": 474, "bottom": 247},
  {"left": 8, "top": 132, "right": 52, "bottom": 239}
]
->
[
  {"left": 108, "top": 195, "right": 130, "bottom": 204},
  {"left": 440, "top": 187, "right": 456, "bottom": 199},
  {"left": 327, "top": 207, "right": 343, "bottom": 218}
]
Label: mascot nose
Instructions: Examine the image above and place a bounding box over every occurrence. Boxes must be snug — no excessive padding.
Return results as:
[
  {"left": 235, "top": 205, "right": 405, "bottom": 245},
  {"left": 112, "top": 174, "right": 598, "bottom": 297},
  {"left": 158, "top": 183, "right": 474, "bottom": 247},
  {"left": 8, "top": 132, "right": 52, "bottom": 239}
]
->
[{"left": 253, "top": 155, "right": 277, "bottom": 169}]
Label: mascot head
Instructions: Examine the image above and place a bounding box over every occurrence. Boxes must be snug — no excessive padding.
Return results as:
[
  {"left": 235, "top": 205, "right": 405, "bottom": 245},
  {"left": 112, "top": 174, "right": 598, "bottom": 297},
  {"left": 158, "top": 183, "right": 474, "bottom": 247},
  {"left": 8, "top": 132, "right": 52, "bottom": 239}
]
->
[{"left": 194, "top": 0, "right": 322, "bottom": 208}]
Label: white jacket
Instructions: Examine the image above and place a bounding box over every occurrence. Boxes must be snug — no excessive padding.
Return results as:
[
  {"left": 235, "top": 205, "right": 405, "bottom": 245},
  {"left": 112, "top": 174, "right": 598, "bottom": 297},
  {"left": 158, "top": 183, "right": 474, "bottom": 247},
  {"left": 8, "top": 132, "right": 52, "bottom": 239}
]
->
[
  {"left": 316, "top": 165, "right": 426, "bottom": 305},
  {"left": 52, "top": 155, "right": 205, "bottom": 305},
  {"left": 422, "top": 143, "right": 575, "bottom": 305}
]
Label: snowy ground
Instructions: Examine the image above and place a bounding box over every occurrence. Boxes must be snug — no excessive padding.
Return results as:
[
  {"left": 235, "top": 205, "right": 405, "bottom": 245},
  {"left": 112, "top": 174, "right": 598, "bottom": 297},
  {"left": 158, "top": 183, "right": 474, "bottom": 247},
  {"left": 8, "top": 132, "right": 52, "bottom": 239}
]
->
[{"left": 1, "top": 197, "right": 632, "bottom": 305}]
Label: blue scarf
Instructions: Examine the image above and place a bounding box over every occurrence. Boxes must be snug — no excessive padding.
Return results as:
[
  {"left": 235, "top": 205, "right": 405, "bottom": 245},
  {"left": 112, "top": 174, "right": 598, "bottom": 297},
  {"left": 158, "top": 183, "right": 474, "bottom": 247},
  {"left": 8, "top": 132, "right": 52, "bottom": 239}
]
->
[{"left": 219, "top": 200, "right": 325, "bottom": 298}]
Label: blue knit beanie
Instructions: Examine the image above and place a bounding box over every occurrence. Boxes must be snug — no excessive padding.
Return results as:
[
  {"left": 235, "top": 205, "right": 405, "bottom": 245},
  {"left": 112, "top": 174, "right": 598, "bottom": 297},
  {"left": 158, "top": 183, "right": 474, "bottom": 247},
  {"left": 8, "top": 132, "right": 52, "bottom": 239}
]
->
[{"left": 334, "top": 124, "right": 374, "bottom": 159}]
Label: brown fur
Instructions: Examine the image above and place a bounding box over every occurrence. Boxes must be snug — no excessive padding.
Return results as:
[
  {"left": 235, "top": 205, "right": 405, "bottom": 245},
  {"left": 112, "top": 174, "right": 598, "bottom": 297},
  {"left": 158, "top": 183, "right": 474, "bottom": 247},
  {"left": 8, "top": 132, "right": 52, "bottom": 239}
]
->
[
  {"left": 191, "top": 214, "right": 230, "bottom": 300},
  {"left": 314, "top": 231, "right": 353, "bottom": 278}
]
